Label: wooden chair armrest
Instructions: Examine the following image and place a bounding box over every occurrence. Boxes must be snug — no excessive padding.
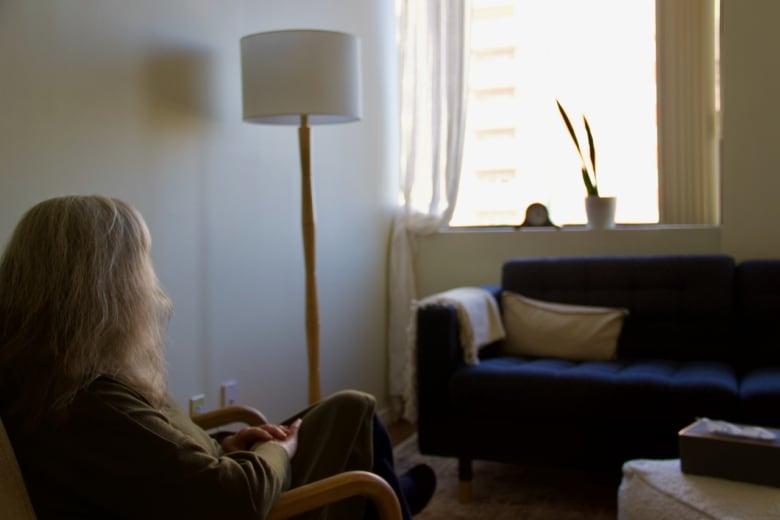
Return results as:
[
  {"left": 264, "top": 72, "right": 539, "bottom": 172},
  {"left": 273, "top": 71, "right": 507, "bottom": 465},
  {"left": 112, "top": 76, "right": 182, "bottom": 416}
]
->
[
  {"left": 190, "top": 405, "right": 268, "bottom": 430},
  {"left": 266, "top": 470, "right": 402, "bottom": 520}
]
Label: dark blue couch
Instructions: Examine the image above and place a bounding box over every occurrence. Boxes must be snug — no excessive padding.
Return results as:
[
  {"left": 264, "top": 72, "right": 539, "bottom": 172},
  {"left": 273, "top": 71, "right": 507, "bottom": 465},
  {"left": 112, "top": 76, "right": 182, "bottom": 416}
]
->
[{"left": 415, "top": 254, "right": 780, "bottom": 491}]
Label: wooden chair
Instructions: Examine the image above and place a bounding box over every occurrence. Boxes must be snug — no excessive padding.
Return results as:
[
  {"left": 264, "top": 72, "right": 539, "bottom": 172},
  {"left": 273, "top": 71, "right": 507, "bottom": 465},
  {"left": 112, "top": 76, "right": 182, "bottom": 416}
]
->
[{"left": 0, "top": 408, "right": 402, "bottom": 519}]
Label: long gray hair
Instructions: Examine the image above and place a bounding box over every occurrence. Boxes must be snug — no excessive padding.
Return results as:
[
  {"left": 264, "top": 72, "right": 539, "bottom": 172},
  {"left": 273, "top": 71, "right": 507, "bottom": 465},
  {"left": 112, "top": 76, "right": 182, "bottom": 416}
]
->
[{"left": 0, "top": 195, "right": 173, "bottom": 430}]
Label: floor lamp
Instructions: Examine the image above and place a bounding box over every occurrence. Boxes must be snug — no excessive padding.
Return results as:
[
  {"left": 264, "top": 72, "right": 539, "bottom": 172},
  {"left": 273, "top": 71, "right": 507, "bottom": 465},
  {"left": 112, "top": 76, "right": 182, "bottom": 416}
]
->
[{"left": 240, "top": 29, "right": 362, "bottom": 404}]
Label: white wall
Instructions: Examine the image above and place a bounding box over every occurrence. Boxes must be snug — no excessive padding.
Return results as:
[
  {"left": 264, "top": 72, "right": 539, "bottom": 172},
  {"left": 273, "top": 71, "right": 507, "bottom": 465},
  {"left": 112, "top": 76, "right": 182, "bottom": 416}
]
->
[
  {"left": 720, "top": 0, "right": 780, "bottom": 258},
  {"left": 415, "top": 0, "right": 780, "bottom": 299},
  {"left": 0, "top": 0, "right": 399, "bottom": 421},
  {"left": 415, "top": 226, "right": 722, "bottom": 297}
]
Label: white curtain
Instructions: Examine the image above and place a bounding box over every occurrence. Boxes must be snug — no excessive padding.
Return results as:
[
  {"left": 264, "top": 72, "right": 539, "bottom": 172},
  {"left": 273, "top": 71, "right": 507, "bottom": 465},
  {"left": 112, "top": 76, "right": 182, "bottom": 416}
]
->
[
  {"left": 657, "top": 0, "right": 719, "bottom": 224},
  {"left": 388, "top": 0, "right": 470, "bottom": 421}
]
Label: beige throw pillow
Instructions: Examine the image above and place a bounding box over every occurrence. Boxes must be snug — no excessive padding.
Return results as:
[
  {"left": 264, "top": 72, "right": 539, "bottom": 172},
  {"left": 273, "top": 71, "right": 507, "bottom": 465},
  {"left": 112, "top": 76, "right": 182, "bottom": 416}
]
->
[{"left": 501, "top": 291, "right": 628, "bottom": 361}]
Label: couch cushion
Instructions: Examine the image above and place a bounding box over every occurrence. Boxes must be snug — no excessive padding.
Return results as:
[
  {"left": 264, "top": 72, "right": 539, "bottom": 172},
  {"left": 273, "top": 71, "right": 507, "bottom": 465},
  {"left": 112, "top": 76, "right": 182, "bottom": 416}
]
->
[
  {"left": 450, "top": 356, "right": 740, "bottom": 424},
  {"left": 739, "top": 368, "right": 780, "bottom": 428},
  {"left": 501, "top": 255, "right": 736, "bottom": 362},
  {"left": 500, "top": 291, "right": 628, "bottom": 361}
]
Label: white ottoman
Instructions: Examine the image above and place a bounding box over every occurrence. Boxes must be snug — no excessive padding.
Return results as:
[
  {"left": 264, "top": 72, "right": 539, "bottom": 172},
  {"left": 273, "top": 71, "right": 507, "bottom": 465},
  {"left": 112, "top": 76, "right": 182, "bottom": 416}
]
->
[{"left": 618, "top": 459, "right": 780, "bottom": 520}]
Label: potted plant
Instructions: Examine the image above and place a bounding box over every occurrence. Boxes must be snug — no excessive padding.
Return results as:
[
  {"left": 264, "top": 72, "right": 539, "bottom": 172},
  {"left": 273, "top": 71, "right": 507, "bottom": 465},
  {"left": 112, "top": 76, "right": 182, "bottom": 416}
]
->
[{"left": 556, "top": 99, "right": 616, "bottom": 228}]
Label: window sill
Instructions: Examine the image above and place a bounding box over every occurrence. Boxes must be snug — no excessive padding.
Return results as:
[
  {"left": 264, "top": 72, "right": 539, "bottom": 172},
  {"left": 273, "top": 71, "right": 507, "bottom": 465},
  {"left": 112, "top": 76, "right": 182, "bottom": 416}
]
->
[{"left": 443, "top": 223, "right": 720, "bottom": 233}]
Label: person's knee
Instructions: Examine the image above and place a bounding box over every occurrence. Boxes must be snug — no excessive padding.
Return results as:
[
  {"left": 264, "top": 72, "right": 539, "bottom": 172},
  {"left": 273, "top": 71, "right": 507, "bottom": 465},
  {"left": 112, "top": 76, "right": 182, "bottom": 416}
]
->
[{"left": 324, "top": 389, "right": 376, "bottom": 418}]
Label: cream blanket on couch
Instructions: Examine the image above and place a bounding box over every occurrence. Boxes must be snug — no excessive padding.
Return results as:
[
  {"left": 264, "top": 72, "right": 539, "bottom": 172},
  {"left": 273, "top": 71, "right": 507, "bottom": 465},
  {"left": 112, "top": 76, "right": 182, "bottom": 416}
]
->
[{"left": 402, "top": 287, "right": 505, "bottom": 423}]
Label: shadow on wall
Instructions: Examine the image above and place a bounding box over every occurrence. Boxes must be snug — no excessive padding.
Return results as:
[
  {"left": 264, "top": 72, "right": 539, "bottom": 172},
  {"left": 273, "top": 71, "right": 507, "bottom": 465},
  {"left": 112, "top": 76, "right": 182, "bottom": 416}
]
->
[{"left": 142, "top": 47, "right": 217, "bottom": 127}]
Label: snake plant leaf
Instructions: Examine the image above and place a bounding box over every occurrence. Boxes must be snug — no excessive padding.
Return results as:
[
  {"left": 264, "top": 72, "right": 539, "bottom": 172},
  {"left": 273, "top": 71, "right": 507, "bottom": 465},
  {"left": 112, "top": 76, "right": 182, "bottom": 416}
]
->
[
  {"left": 558, "top": 99, "right": 600, "bottom": 197},
  {"left": 582, "top": 167, "right": 599, "bottom": 197},
  {"left": 556, "top": 99, "right": 586, "bottom": 166},
  {"left": 584, "top": 115, "right": 596, "bottom": 175}
]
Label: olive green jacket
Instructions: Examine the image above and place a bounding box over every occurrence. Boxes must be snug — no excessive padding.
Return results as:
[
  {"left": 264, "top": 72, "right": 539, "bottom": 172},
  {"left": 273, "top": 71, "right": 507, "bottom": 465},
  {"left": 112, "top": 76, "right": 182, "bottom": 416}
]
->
[{"left": 11, "top": 378, "right": 374, "bottom": 519}]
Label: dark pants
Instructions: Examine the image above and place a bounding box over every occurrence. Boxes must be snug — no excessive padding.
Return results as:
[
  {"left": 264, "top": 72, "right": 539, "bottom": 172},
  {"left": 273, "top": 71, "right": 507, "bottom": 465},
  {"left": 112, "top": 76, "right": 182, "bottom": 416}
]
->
[{"left": 366, "top": 414, "right": 413, "bottom": 520}]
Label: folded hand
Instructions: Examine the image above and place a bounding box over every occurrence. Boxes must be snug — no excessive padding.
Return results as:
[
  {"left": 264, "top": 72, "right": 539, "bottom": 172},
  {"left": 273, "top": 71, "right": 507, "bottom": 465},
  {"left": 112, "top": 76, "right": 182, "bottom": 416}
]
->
[{"left": 220, "top": 422, "right": 294, "bottom": 452}]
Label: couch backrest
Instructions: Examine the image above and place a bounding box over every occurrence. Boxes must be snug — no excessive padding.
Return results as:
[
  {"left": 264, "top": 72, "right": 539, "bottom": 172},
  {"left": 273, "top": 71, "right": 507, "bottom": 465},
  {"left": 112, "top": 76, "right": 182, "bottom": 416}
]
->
[
  {"left": 735, "top": 259, "right": 780, "bottom": 369},
  {"left": 501, "top": 254, "right": 736, "bottom": 362}
]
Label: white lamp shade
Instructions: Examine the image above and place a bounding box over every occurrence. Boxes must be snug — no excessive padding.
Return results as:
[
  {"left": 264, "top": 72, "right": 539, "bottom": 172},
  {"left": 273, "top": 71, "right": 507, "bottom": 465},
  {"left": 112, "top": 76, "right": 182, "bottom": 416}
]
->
[{"left": 240, "top": 29, "right": 362, "bottom": 125}]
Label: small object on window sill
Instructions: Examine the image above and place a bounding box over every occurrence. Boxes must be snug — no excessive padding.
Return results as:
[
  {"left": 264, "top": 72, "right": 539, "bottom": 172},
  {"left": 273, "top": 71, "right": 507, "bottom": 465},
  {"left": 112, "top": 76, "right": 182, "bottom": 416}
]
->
[{"left": 517, "top": 202, "right": 558, "bottom": 229}]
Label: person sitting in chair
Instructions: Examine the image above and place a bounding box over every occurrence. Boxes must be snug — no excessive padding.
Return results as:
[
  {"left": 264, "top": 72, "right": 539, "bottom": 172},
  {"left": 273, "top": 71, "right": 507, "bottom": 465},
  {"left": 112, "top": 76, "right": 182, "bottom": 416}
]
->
[{"left": 0, "top": 195, "right": 435, "bottom": 519}]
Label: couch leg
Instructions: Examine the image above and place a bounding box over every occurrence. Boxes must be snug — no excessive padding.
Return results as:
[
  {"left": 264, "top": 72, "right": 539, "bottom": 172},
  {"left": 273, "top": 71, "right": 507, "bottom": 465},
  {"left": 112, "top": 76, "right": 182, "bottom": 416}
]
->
[
  {"left": 458, "top": 480, "right": 472, "bottom": 503},
  {"left": 458, "top": 457, "right": 472, "bottom": 503}
]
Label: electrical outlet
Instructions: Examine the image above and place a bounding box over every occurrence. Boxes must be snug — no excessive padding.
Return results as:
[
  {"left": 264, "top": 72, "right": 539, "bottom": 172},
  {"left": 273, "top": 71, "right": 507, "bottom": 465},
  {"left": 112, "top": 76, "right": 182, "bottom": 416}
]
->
[
  {"left": 189, "top": 393, "right": 206, "bottom": 416},
  {"left": 220, "top": 380, "right": 238, "bottom": 408}
]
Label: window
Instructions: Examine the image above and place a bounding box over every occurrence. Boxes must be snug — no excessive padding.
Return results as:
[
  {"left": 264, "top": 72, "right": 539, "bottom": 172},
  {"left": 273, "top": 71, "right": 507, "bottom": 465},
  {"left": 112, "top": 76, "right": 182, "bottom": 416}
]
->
[{"left": 450, "top": 0, "right": 719, "bottom": 227}]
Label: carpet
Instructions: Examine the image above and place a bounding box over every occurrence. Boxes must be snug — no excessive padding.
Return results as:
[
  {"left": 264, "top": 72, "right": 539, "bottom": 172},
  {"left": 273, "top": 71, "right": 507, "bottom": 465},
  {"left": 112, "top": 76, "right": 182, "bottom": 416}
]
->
[{"left": 393, "top": 434, "right": 621, "bottom": 519}]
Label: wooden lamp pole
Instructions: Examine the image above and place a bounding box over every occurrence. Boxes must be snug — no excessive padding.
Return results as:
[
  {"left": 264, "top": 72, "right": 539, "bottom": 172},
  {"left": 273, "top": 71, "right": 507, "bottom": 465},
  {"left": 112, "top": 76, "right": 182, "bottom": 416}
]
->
[{"left": 298, "top": 114, "right": 321, "bottom": 404}]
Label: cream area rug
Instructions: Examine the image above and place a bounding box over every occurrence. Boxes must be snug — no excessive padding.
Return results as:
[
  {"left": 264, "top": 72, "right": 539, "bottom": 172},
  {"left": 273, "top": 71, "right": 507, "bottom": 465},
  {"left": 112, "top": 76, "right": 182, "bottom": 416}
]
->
[{"left": 393, "top": 434, "right": 620, "bottom": 520}]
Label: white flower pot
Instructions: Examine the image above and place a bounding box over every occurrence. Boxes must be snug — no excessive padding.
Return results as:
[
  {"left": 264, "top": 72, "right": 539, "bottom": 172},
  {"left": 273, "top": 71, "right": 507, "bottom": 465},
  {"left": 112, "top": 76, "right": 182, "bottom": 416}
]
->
[{"left": 585, "top": 196, "right": 616, "bottom": 229}]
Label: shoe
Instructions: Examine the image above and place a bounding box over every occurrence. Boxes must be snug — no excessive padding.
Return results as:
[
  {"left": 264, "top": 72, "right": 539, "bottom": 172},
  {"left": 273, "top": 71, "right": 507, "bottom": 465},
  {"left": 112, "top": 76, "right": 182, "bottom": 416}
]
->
[{"left": 399, "top": 463, "right": 437, "bottom": 515}]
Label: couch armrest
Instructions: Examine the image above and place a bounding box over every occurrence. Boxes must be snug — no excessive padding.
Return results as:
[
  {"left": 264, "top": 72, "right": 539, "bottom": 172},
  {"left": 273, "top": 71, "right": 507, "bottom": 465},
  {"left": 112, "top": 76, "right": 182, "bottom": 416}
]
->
[
  {"left": 416, "top": 285, "right": 502, "bottom": 426},
  {"left": 482, "top": 283, "right": 502, "bottom": 302},
  {"left": 416, "top": 305, "right": 462, "bottom": 426}
]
